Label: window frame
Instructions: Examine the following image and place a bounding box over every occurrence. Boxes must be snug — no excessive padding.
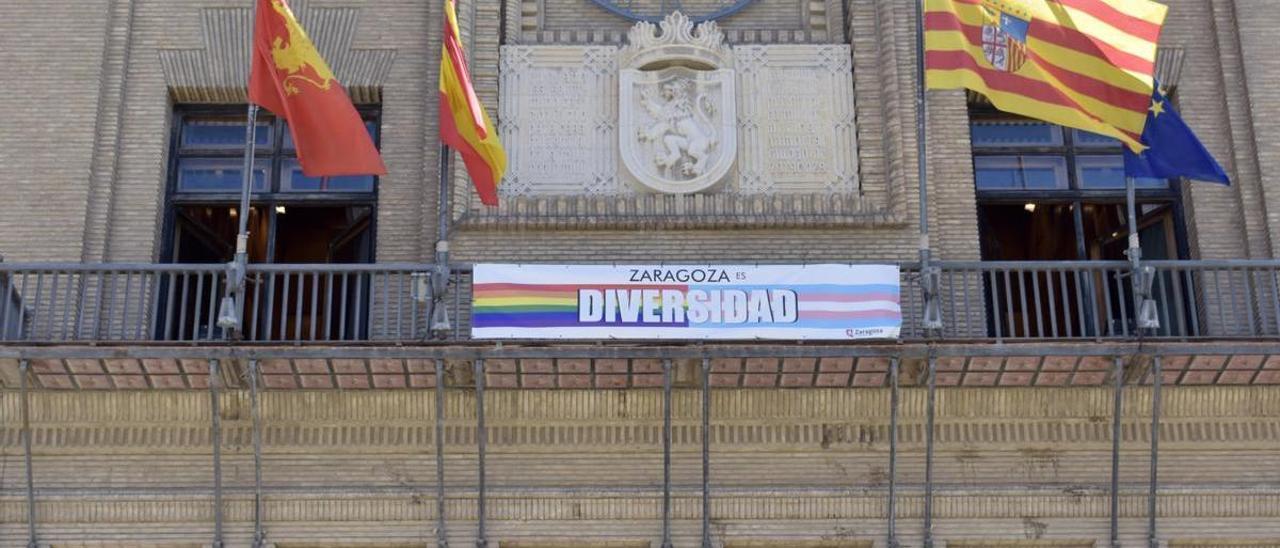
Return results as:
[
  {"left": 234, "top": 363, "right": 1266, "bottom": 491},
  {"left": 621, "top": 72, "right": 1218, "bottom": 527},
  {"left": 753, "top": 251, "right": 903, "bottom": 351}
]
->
[
  {"left": 969, "top": 108, "right": 1192, "bottom": 261},
  {"left": 161, "top": 104, "right": 382, "bottom": 264}
]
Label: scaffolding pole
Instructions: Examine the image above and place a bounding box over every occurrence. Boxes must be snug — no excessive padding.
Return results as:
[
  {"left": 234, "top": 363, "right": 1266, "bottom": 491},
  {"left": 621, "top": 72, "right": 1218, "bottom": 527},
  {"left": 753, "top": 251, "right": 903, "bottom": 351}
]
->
[
  {"left": 249, "top": 359, "right": 266, "bottom": 547},
  {"left": 1148, "top": 356, "right": 1163, "bottom": 548},
  {"left": 1110, "top": 356, "right": 1125, "bottom": 548},
  {"left": 700, "top": 358, "right": 712, "bottom": 548},
  {"left": 887, "top": 357, "right": 900, "bottom": 548},
  {"left": 20, "top": 360, "right": 37, "bottom": 548},
  {"left": 436, "top": 359, "right": 450, "bottom": 548},
  {"left": 474, "top": 359, "right": 488, "bottom": 548},
  {"left": 209, "top": 359, "right": 225, "bottom": 548},
  {"left": 661, "top": 358, "right": 674, "bottom": 548},
  {"left": 923, "top": 355, "right": 937, "bottom": 548}
]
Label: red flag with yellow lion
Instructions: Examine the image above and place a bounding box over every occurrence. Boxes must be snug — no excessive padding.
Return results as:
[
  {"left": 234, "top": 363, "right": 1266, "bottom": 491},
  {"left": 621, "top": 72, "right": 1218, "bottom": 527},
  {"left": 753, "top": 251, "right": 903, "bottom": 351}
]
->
[{"left": 249, "top": 0, "right": 385, "bottom": 176}]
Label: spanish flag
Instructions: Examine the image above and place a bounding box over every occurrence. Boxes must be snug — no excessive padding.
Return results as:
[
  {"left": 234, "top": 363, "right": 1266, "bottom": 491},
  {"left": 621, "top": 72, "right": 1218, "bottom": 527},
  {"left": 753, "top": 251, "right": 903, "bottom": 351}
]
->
[
  {"left": 249, "top": 0, "right": 385, "bottom": 176},
  {"left": 439, "top": 0, "right": 506, "bottom": 206},
  {"left": 925, "top": 0, "right": 1168, "bottom": 151}
]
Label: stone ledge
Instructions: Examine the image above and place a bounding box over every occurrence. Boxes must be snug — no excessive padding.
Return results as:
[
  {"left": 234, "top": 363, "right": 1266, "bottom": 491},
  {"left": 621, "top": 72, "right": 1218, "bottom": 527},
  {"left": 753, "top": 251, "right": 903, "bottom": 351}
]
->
[
  {"left": 456, "top": 193, "right": 894, "bottom": 230},
  {"left": 7, "top": 351, "right": 1280, "bottom": 391},
  {"left": 3, "top": 491, "right": 1278, "bottom": 522}
]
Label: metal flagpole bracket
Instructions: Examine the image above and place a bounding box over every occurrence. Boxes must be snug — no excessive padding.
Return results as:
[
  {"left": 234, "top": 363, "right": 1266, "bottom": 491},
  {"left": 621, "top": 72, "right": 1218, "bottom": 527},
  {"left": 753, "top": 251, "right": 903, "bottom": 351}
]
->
[
  {"left": 1125, "top": 177, "right": 1160, "bottom": 332},
  {"left": 920, "top": 265, "right": 944, "bottom": 331},
  {"left": 1134, "top": 265, "right": 1160, "bottom": 331},
  {"left": 217, "top": 259, "right": 245, "bottom": 335},
  {"left": 430, "top": 253, "right": 452, "bottom": 338}
]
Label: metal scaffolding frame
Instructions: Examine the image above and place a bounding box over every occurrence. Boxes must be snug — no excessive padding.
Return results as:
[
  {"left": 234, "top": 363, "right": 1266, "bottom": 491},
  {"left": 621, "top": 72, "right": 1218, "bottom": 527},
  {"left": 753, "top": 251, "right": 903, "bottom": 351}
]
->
[
  {"left": 700, "top": 357, "right": 712, "bottom": 548},
  {"left": 209, "top": 358, "right": 225, "bottom": 548},
  {"left": 9, "top": 342, "right": 1248, "bottom": 548},
  {"left": 886, "top": 357, "right": 901, "bottom": 548},
  {"left": 475, "top": 358, "right": 489, "bottom": 548},
  {"left": 436, "top": 358, "right": 450, "bottom": 548},
  {"left": 1110, "top": 357, "right": 1126, "bottom": 548},
  {"left": 661, "top": 358, "right": 674, "bottom": 548},
  {"left": 923, "top": 353, "right": 938, "bottom": 548},
  {"left": 1148, "top": 355, "right": 1163, "bottom": 548},
  {"left": 20, "top": 359, "right": 36, "bottom": 548},
  {"left": 5, "top": 259, "right": 1280, "bottom": 345}
]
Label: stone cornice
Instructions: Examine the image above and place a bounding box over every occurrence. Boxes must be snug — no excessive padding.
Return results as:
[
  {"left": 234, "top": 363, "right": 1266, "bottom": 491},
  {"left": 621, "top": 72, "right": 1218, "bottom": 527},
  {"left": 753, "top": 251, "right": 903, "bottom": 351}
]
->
[
  {"left": 456, "top": 193, "right": 893, "bottom": 230},
  {"left": 158, "top": 3, "right": 395, "bottom": 104}
]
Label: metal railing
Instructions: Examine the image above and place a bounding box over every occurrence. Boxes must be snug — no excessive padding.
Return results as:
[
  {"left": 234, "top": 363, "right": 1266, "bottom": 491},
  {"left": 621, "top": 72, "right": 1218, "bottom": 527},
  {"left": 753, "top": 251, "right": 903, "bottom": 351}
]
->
[{"left": 1, "top": 260, "right": 1278, "bottom": 344}]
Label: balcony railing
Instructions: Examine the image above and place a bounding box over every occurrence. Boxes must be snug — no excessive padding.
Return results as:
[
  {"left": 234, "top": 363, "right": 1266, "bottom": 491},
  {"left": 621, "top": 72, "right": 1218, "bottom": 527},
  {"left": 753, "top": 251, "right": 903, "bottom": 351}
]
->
[{"left": 1, "top": 260, "right": 1278, "bottom": 344}]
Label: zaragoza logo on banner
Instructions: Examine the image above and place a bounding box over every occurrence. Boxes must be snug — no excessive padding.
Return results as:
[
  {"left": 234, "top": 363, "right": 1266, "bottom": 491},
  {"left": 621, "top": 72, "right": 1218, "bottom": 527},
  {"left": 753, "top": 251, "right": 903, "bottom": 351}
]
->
[{"left": 471, "top": 264, "right": 902, "bottom": 340}]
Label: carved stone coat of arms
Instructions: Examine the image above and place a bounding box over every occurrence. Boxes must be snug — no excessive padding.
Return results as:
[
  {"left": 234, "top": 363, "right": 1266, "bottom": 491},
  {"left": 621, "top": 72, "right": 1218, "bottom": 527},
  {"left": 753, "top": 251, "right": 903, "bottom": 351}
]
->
[{"left": 618, "top": 12, "right": 736, "bottom": 194}]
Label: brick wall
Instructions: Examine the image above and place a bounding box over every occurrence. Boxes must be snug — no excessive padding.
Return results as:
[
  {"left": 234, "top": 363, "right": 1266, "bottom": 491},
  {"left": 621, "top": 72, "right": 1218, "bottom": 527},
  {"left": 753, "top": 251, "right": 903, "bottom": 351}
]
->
[
  {"left": 0, "top": 0, "right": 110, "bottom": 262},
  {"left": 0, "top": 0, "right": 1272, "bottom": 265},
  {"left": 0, "top": 385, "right": 1277, "bottom": 545}
]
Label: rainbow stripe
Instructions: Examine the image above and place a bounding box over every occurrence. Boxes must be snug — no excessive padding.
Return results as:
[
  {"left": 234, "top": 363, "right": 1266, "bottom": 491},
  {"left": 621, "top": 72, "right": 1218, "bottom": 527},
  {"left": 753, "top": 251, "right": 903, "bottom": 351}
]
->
[
  {"left": 473, "top": 283, "right": 688, "bottom": 328},
  {"left": 472, "top": 283, "right": 901, "bottom": 329}
]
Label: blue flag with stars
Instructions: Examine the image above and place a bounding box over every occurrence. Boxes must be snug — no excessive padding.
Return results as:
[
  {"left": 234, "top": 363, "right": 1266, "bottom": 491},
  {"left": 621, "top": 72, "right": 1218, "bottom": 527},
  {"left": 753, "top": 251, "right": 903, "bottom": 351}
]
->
[{"left": 1123, "top": 86, "right": 1230, "bottom": 185}]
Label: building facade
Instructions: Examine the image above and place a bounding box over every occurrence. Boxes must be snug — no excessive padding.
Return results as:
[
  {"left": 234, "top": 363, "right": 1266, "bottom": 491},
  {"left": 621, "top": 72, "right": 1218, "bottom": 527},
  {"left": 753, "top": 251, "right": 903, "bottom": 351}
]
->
[{"left": 0, "top": 0, "right": 1279, "bottom": 546}]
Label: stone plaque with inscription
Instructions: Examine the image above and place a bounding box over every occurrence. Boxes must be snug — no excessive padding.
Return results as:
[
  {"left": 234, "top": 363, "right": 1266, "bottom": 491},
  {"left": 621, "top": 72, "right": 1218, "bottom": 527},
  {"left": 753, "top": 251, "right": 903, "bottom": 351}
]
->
[
  {"left": 735, "top": 45, "right": 858, "bottom": 194},
  {"left": 499, "top": 46, "right": 619, "bottom": 195}
]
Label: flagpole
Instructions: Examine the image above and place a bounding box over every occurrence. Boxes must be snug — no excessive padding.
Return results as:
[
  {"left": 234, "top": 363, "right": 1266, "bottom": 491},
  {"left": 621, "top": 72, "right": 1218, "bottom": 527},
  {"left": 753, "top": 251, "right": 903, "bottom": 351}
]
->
[
  {"left": 915, "top": 0, "right": 941, "bottom": 334},
  {"left": 218, "top": 2, "right": 262, "bottom": 339},
  {"left": 1126, "top": 175, "right": 1140, "bottom": 271},
  {"left": 915, "top": 0, "right": 931, "bottom": 295},
  {"left": 437, "top": 147, "right": 451, "bottom": 267},
  {"left": 915, "top": 3, "right": 940, "bottom": 548},
  {"left": 1125, "top": 176, "right": 1160, "bottom": 332},
  {"left": 429, "top": 0, "right": 455, "bottom": 341}
]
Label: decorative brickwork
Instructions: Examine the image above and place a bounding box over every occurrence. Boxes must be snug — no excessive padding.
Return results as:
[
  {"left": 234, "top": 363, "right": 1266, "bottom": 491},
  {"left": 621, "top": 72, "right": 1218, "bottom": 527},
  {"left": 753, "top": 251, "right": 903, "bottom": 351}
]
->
[{"left": 1, "top": 386, "right": 1278, "bottom": 545}]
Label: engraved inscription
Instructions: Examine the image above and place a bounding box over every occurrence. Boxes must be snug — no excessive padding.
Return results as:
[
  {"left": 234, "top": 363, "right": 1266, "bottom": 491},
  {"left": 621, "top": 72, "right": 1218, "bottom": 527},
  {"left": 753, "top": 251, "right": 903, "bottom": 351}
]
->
[
  {"left": 522, "top": 70, "right": 592, "bottom": 183},
  {"left": 735, "top": 45, "right": 859, "bottom": 195},
  {"left": 499, "top": 46, "right": 619, "bottom": 196},
  {"left": 765, "top": 70, "right": 830, "bottom": 181}
]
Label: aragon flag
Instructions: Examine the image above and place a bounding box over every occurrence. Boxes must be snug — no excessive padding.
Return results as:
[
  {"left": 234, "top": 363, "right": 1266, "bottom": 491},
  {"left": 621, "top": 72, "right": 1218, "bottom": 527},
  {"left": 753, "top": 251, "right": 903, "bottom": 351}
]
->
[
  {"left": 439, "top": 0, "right": 507, "bottom": 206},
  {"left": 249, "top": 0, "right": 385, "bottom": 177},
  {"left": 924, "top": 0, "right": 1168, "bottom": 151}
]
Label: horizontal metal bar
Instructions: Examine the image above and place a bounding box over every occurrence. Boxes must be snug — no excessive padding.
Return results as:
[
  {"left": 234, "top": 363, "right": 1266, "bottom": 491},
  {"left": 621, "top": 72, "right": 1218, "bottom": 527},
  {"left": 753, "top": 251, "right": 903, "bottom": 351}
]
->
[
  {"left": 25, "top": 483, "right": 1235, "bottom": 498},
  {"left": 246, "top": 263, "right": 439, "bottom": 273},
  {"left": 0, "top": 264, "right": 225, "bottom": 273},
  {"left": 3, "top": 260, "right": 1280, "bottom": 346},
  {"left": 2, "top": 341, "right": 1278, "bottom": 361},
  {"left": 3, "top": 260, "right": 1280, "bottom": 273}
]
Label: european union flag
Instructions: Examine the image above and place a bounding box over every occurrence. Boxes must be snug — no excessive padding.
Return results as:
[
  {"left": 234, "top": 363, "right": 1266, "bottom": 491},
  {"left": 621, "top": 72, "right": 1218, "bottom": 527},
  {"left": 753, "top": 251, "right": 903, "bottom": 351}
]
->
[{"left": 1123, "top": 86, "right": 1230, "bottom": 185}]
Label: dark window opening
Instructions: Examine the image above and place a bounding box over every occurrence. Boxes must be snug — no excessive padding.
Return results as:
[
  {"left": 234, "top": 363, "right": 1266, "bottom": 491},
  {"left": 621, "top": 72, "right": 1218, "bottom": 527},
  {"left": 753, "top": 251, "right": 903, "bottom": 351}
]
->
[
  {"left": 160, "top": 106, "right": 380, "bottom": 341},
  {"left": 971, "top": 112, "right": 1192, "bottom": 338}
]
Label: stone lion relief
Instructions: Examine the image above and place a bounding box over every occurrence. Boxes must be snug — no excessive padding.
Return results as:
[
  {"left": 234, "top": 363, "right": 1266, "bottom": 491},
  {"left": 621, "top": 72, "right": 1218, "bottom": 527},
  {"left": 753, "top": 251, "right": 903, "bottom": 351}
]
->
[
  {"left": 619, "top": 12, "right": 736, "bottom": 194},
  {"left": 637, "top": 75, "right": 719, "bottom": 178}
]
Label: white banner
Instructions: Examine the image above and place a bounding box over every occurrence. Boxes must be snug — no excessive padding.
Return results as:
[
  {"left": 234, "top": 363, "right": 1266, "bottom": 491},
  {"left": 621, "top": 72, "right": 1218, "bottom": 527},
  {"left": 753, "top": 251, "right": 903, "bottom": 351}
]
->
[{"left": 471, "top": 264, "right": 901, "bottom": 340}]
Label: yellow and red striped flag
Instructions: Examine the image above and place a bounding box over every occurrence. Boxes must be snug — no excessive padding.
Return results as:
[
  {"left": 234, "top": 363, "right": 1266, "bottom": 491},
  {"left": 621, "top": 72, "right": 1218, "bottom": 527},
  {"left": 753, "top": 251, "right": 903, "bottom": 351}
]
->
[
  {"left": 439, "top": 0, "right": 506, "bottom": 206},
  {"left": 924, "top": 0, "right": 1168, "bottom": 150}
]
